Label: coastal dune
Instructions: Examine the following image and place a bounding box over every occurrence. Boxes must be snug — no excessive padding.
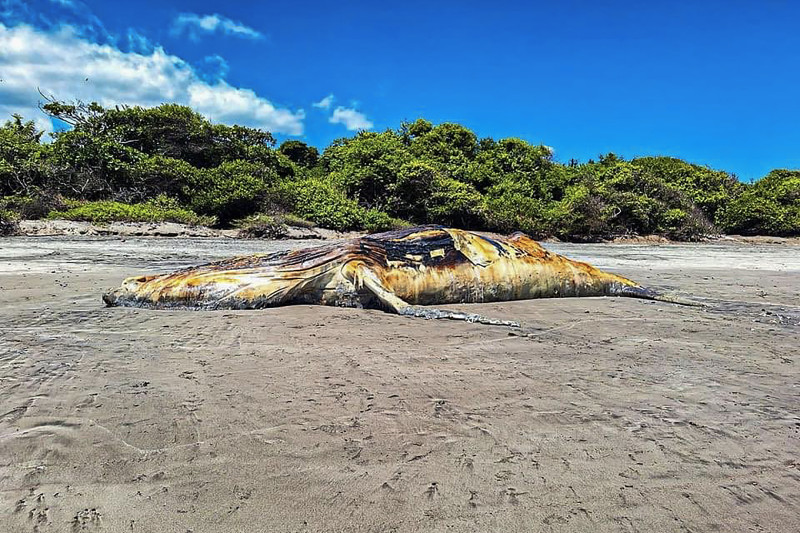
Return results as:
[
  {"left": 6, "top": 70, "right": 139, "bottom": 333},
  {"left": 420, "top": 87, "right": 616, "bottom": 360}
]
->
[{"left": 1, "top": 237, "right": 798, "bottom": 532}]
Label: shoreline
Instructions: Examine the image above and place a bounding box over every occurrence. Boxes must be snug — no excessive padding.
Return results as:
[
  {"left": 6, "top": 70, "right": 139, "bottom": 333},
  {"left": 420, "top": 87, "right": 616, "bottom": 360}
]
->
[
  {"left": 11, "top": 219, "right": 358, "bottom": 240},
  {"left": 6, "top": 219, "right": 800, "bottom": 245}
]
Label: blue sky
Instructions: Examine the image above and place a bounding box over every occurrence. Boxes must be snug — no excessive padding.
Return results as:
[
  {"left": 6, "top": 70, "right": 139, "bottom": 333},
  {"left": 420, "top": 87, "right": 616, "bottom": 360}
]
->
[{"left": 1, "top": 0, "right": 798, "bottom": 180}]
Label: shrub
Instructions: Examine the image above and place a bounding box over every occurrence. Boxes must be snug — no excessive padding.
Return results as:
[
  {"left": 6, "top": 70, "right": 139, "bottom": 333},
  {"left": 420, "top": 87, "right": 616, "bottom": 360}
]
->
[
  {"left": 276, "top": 178, "right": 365, "bottom": 231},
  {"left": 1, "top": 193, "right": 65, "bottom": 219},
  {"left": 386, "top": 161, "right": 438, "bottom": 221},
  {"left": 127, "top": 155, "right": 198, "bottom": 202},
  {"left": 361, "top": 209, "right": 409, "bottom": 233},
  {"left": 426, "top": 177, "right": 485, "bottom": 228},
  {"left": 716, "top": 170, "right": 800, "bottom": 236},
  {"left": 631, "top": 156, "right": 742, "bottom": 221},
  {"left": 46, "top": 130, "right": 142, "bottom": 199},
  {"left": 324, "top": 130, "right": 411, "bottom": 209},
  {"left": 659, "top": 207, "right": 715, "bottom": 240},
  {"left": 547, "top": 159, "right": 716, "bottom": 240},
  {"left": 716, "top": 193, "right": 790, "bottom": 235},
  {"left": 279, "top": 214, "right": 315, "bottom": 228},
  {"left": 0, "top": 208, "right": 19, "bottom": 236},
  {"left": 6, "top": 105, "right": 800, "bottom": 240},
  {"left": 483, "top": 185, "right": 554, "bottom": 237},
  {"left": 235, "top": 214, "right": 289, "bottom": 239},
  {"left": 273, "top": 178, "right": 406, "bottom": 232},
  {"left": 185, "top": 160, "right": 274, "bottom": 224},
  {"left": 48, "top": 197, "right": 215, "bottom": 226},
  {"left": 0, "top": 115, "right": 47, "bottom": 196},
  {"left": 278, "top": 140, "right": 319, "bottom": 168}
]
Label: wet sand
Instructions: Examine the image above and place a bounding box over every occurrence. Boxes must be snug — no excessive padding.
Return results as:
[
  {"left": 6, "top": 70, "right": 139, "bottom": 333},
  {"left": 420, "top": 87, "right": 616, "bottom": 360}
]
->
[{"left": 1, "top": 237, "right": 798, "bottom": 532}]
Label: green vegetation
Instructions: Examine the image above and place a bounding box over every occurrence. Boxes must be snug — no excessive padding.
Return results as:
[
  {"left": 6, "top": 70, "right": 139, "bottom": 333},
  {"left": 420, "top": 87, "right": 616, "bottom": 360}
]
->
[
  {"left": 0, "top": 208, "right": 18, "bottom": 236},
  {"left": 716, "top": 169, "right": 800, "bottom": 236},
  {"left": 235, "top": 214, "right": 289, "bottom": 239},
  {"left": 235, "top": 214, "right": 318, "bottom": 239},
  {"left": 1, "top": 101, "right": 797, "bottom": 239},
  {"left": 47, "top": 197, "right": 215, "bottom": 226}
]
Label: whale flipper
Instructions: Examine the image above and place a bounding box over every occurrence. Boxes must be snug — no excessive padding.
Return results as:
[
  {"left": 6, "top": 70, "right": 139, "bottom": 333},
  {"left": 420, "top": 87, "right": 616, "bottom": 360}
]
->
[{"left": 346, "top": 261, "right": 521, "bottom": 327}]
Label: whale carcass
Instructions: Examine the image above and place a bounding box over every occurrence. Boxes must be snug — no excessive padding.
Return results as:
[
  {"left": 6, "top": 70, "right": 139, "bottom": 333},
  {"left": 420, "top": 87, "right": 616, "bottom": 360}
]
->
[{"left": 103, "top": 226, "right": 694, "bottom": 326}]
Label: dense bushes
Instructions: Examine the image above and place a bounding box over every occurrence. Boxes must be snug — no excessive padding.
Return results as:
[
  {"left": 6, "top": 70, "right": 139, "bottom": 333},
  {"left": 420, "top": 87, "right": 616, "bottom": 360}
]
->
[
  {"left": 273, "top": 178, "right": 404, "bottom": 232},
  {"left": 48, "top": 197, "right": 214, "bottom": 226},
  {"left": 0, "top": 208, "right": 18, "bottom": 236},
  {"left": 235, "top": 214, "right": 289, "bottom": 239},
  {"left": 549, "top": 159, "right": 716, "bottom": 240},
  {"left": 0, "top": 101, "right": 797, "bottom": 238},
  {"left": 716, "top": 170, "right": 800, "bottom": 235},
  {"left": 183, "top": 161, "right": 274, "bottom": 224}
]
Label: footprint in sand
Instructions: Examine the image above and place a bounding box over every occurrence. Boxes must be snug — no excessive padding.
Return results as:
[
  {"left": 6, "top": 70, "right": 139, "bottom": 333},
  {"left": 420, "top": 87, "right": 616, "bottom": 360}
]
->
[
  {"left": 14, "top": 489, "right": 51, "bottom": 528},
  {"left": 425, "top": 482, "right": 439, "bottom": 499},
  {"left": 468, "top": 490, "right": 479, "bottom": 508},
  {"left": 501, "top": 487, "right": 528, "bottom": 505},
  {"left": 72, "top": 508, "right": 102, "bottom": 531}
]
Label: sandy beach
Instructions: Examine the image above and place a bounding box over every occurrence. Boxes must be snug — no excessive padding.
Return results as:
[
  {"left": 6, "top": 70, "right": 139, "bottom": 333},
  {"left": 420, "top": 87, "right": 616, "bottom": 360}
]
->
[{"left": 1, "top": 236, "right": 798, "bottom": 532}]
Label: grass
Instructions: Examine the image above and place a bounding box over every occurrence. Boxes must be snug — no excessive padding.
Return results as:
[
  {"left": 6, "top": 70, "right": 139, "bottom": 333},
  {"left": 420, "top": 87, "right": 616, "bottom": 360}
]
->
[
  {"left": 234, "top": 214, "right": 289, "bottom": 239},
  {"left": 47, "top": 197, "right": 216, "bottom": 226}
]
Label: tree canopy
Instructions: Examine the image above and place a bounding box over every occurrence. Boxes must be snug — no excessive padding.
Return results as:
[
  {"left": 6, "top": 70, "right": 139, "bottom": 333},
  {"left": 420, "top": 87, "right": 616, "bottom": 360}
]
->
[{"left": 1, "top": 100, "right": 797, "bottom": 238}]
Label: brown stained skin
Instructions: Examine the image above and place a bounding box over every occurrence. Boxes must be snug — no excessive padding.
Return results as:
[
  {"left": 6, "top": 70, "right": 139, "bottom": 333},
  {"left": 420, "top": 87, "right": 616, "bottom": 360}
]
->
[{"left": 102, "top": 226, "right": 642, "bottom": 312}]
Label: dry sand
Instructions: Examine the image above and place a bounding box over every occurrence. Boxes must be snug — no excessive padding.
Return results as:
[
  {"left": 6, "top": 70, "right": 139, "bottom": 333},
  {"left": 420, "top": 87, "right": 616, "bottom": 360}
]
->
[{"left": 1, "top": 236, "right": 798, "bottom": 532}]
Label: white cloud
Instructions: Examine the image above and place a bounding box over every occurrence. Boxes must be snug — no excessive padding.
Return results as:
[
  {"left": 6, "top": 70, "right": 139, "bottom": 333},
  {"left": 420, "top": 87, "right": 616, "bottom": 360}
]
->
[
  {"left": 0, "top": 23, "right": 304, "bottom": 134},
  {"left": 188, "top": 83, "right": 304, "bottom": 135},
  {"left": 2, "top": 0, "right": 113, "bottom": 45},
  {"left": 126, "top": 28, "right": 153, "bottom": 54},
  {"left": 312, "top": 94, "right": 334, "bottom": 109},
  {"left": 171, "top": 13, "right": 262, "bottom": 41},
  {"left": 329, "top": 106, "right": 373, "bottom": 131},
  {"left": 201, "top": 54, "right": 229, "bottom": 81}
]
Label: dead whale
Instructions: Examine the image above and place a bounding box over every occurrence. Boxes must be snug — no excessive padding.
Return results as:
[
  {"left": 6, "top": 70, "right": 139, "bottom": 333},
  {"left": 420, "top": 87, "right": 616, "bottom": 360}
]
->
[{"left": 103, "top": 226, "right": 698, "bottom": 326}]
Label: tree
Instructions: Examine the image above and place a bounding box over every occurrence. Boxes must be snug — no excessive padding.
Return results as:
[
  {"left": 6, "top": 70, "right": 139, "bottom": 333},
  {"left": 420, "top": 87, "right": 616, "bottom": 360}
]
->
[
  {"left": 408, "top": 122, "right": 478, "bottom": 180},
  {"left": 47, "top": 129, "right": 142, "bottom": 199},
  {"left": 279, "top": 140, "right": 319, "bottom": 168},
  {"left": 186, "top": 160, "right": 275, "bottom": 224},
  {"left": 631, "top": 156, "right": 742, "bottom": 221},
  {"left": 42, "top": 99, "right": 277, "bottom": 169},
  {"left": 323, "top": 130, "right": 411, "bottom": 210},
  {"left": 716, "top": 169, "right": 800, "bottom": 235},
  {"left": 0, "top": 115, "right": 46, "bottom": 195}
]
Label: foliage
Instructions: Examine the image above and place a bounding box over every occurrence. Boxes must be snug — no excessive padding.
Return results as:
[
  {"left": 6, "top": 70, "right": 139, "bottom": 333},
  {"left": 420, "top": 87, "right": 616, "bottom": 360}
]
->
[
  {"left": 323, "top": 130, "right": 411, "bottom": 210},
  {"left": 235, "top": 214, "right": 289, "bottom": 239},
  {"left": 0, "top": 193, "right": 65, "bottom": 219},
  {"left": 183, "top": 160, "right": 275, "bottom": 225},
  {"left": 0, "top": 208, "right": 19, "bottom": 236},
  {"left": 279, "top": 214, "right": 316, "bottom": 228},
  {"left": 46, "top": 130, "right": 142, "bottom": 199},
  {"left": 42, "top": 100, "right": 277, "bottom": 169},
  {"left": 550, "top": 158, "right": 716, "bottom": 240},
  {"left": 0, "top": 115, "right": 49, "bottom": 196},
  {"left": 279, "top": 140, "right": 319, "bottom": 168},
  {"left": 273, "top": 177, "right": 404, "bottom": 232},
  {"left": 427, "top": 177, "right": 485, "bottom": 228},
  {"left": 408, "top": 122, "right": 478, "bottom": 179},
  {"left": 47, "top": 196, "right": 215, "bottom": 226},
  {"left": 716, "top": 169, "right": 800, "bottom": 235},
  {"left": 2, "top": 100, "right": 798, "bottom": 238},
  {"left": 128, "top": 155, "right": 198, "bottom": 202},
  {"left": 630, "top": 157, "right": 742, "bottom": 220},
  {"left": 34, "top": 100, "right": 292, "bottom": 219}
]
